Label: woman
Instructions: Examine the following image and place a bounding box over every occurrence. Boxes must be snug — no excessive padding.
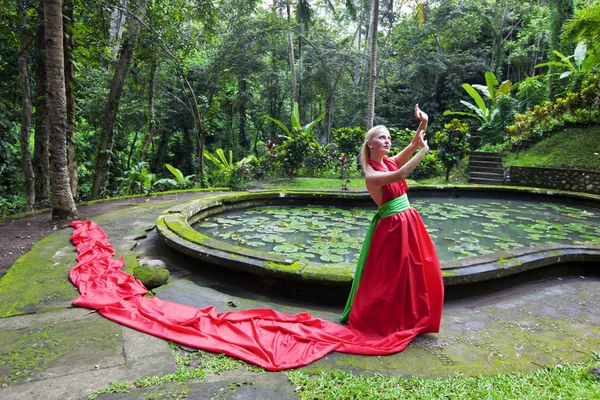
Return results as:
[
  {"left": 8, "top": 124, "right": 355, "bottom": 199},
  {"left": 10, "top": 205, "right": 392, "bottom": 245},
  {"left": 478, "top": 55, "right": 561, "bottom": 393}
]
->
[{"left": 340, "top": 104, "right": 444, "bottom": 338}]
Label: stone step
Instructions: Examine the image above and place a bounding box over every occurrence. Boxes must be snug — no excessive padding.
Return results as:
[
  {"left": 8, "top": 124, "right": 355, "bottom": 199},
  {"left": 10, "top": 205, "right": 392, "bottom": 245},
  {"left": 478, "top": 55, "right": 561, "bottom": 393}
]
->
[
  {"left": 469, "top": 155, "right": 503, "bottom": 163},
  {"left": 469, "top": 177, "right": 505, "bottom": 185},
  {"left": 469, "top": 151, "right": 502, "bottom": 157},
  {"left": 469, "top": 166, "right": 505, "bottom": 174},
  {"left": 469, "top": 160, "right": 504, "bottom": 169},
  {"left": 470, "top": 171, "right": 505, "bottom": 180}
]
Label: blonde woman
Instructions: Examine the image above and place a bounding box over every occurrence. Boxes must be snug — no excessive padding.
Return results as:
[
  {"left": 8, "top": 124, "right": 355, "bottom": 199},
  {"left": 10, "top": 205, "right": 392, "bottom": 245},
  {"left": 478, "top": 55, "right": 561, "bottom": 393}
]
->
[{"left": 341, "top": 105, "right": 444, "bottom": 339}]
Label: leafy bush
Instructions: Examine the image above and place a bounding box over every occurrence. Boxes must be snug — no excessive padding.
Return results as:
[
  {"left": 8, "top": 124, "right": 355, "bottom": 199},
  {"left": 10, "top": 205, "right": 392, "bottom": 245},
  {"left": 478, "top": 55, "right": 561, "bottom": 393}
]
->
[
  {"left": 516, "top": 76, "right": 549, "bottom": 112},
  {"left": 118, "top": 161, "right": 157, "bottom": 195},
  {"left": 266, "top": 102, "right": 325, "bottom": 177},
  {"left": 433, "top": 119, "right": 471, "bottom": 181},
  {"left": 203, "top": 148, "right": 254, "bottom": 189},
  {"left": 331, "top": 127, "right": 365, "bottom": 157},
  {"left": 506, "top": 72, "right": 600, "bottom": 154},
  {"left": 411, "top": 151, "right": 443, "bottom": 180}
]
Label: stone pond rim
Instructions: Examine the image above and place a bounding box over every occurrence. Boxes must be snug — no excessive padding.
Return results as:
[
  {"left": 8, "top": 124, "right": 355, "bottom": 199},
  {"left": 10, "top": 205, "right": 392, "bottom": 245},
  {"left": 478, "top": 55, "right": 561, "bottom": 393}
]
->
[{"left": 155, "top": 187, "right": 600, "bottom": 288}]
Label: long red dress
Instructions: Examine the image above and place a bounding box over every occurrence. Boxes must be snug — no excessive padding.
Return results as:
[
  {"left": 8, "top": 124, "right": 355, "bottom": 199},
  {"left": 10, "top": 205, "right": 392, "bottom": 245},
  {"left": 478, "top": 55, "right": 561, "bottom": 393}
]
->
[{"left": 348, "top": 157, "right": 444, "bottom": 338}]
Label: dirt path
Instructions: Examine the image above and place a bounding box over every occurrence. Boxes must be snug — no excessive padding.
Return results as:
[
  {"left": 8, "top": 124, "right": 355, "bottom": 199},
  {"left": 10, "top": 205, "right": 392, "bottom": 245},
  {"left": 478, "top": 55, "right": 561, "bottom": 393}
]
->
[{"left": 0, "top": 192, "right": 217, "bottom": 279}]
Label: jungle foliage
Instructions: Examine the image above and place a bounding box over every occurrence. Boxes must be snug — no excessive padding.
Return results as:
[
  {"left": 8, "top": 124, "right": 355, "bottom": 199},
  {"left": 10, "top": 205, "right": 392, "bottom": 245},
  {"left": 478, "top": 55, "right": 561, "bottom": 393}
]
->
[{"left": 1, "top": 0, "right": 599, "bottom": 216}]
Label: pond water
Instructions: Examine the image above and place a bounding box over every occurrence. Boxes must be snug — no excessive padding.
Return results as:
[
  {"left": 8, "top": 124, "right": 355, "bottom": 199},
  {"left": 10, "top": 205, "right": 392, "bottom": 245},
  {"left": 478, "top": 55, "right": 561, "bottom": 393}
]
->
[{"left": 194, "top": 198, "right": 600, "bottom": 262}]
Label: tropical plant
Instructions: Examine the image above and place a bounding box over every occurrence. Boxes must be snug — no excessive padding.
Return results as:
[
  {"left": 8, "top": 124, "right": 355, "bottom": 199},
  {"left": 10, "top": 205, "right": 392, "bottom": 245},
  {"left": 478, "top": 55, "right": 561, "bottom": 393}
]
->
[
  {"left": 265, "top": 102, "right": 325, "bottom": 177},
  {"left": 535, "top": 41, "right": 594, "bottom": 79},
  {"left": 120, "top": 161, "right": 157, "bottom": 195},
  {"left": 443, "top": 72, "right": 513, "bottom": 126},
  {"left": 433, "top": 119, "right": 471, "bottom": 181},
  {"left": 203, "top": 148, "right": 254, "bottom": 189},
  {"left": 161, "top": 163, "right": 195, "bottom": 189},
  {"left": 563, "top": 2, "right": 600, "bottom": 68}
]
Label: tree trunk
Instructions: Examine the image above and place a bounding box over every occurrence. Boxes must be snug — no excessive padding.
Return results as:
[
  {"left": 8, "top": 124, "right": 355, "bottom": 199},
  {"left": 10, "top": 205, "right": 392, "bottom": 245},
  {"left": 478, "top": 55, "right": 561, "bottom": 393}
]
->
[
  {"left": 18, "top": 0, "right": 35, "bottom": 211},
  {"left": 44, "top": 0, "right": 78, "bottom": 219},
  {"left": 109, "top": 0, "right": 127, "bottom": 60},
  {"left": 142, "top": 57, "right": 157, "bottom": 160},
  {"left": 353, "top": 4, "right": 366, "bottom": 109},
  {"left": 238, "top": 76, "right": 249, "bottom": 150},
  {"left": 63, "top": 0, "right": 78, "bottom": 199},
  {"left": 286, "top": 0, "right": 298, "bottom": 104},
  {"left": 33, "top": 2, "right": 50, "bottom": 207},
  {"left": 366, "top": 0, "right": 379, "bottom": 130},
  {"left": 91, "top": 12, "right": 140, "bottom": 199}
]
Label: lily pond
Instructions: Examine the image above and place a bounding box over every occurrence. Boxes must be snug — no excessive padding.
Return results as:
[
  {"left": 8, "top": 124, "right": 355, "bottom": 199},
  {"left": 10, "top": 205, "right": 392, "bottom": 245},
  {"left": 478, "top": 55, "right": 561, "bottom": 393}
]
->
[{"left": 194, "top": 198, "right": 600, "bottom": 263}]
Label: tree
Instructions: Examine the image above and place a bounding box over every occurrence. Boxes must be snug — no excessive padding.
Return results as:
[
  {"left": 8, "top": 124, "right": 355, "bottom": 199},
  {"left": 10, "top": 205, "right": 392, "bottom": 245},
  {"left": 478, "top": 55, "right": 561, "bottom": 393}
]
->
[
  {"left": 63, "top": 0, "right": 78, "bottom": 198},
  {"left": 44, "top": 0, "right": 77, "bottom": 219},
  {"left": 17, "top": 0, "right": 35, "bottom": 211},
  {"left": 433, "top": 118, "right": 470, "bottom": 181},
  {"left": 33, "top": 1, "right": 50, "bottom": 207},
  {"left": 366, "top": 0, "right": 379, "bottom": 130},
  {"left": 91, "top": 3, "right": 142, "bottom": 199}
]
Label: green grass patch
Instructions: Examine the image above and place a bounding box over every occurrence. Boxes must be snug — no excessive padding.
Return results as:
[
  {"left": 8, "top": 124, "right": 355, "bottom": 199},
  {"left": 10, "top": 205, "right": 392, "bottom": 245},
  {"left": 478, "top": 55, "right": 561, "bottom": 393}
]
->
[
  {"left": 246, "top": 177, "right": 425, "bottom": 190},
  {"left": 287, "top": 353, "right": 600, "bottom": 400},
  {"left": 87, "top": 343, "right": 264, "bottom": 399},
  {"left": 246, "top": 177, "right": 366, "bottom": 190},
  {"left": 504, "top": 125, "right": 600, "bottom": 169}
]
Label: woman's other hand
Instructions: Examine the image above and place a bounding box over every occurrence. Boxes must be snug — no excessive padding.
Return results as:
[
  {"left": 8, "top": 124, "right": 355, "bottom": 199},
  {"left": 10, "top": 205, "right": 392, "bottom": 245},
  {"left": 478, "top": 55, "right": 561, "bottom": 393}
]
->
[
  {"left": 414, "top": 104, "right": 428, "bottom": 122},
  {"left": 417, "top": 130, "right": 429, "bottom": 152}
]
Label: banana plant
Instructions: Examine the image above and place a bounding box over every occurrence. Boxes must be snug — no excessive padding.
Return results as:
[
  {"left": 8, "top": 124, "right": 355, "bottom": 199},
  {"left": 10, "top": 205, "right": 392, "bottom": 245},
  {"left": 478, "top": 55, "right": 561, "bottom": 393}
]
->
[
  {"left": 535, "top": 42, "right": 594, "bottom": 79},
  {"left": 156, "top": 163, "right": 195, "bottom": 189},
  {"left": 265, "top": 101, "right": 325, "bottom": 139},
  {"left": 443, "top": 72, "right": 512, "bottom": 126}
]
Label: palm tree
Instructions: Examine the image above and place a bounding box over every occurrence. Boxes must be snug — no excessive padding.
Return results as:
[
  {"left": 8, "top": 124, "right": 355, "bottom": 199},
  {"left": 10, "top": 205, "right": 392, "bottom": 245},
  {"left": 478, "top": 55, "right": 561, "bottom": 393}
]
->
[
  {"left": 366, "top": 0, "right": 379, "bottom": 130},
  {"left": 44, "top": 0, "right": 77, "bottom": 219}
]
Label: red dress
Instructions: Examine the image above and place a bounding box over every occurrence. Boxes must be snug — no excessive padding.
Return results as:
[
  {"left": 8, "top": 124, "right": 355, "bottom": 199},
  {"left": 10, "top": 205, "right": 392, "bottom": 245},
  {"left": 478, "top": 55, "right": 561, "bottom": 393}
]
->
[{"left": 348, "top": 157, "right": 444, "bottom": 338}]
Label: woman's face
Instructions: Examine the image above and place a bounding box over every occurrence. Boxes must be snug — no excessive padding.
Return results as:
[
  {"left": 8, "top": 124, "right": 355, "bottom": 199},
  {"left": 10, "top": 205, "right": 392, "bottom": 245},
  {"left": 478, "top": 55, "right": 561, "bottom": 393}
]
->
[{"left": 369, "top": 130, "right": 391, "bottom": 156}]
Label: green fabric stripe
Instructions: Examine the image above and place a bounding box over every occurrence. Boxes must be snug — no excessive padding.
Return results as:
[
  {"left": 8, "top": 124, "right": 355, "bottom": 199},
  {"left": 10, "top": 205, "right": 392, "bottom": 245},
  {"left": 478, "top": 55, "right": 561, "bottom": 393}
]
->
[{"left": 339, "top": 194, "right": 410, "bottom": 324}]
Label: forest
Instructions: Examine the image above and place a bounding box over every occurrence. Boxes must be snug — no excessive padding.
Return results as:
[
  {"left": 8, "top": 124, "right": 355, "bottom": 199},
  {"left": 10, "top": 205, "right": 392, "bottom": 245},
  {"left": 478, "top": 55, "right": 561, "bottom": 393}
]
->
[{"left": 0, "top": 0, "right": 599, "bottom": 219}]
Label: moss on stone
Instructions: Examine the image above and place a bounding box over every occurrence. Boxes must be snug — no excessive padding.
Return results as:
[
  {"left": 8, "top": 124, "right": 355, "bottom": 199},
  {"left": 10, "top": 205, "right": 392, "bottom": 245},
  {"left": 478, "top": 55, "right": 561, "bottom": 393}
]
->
[
  {"left": 134, "top": 265, "right": 170, "bottom": 290},
  {"left": 0, "top": 317, "right": 121, "bottom": 385},
  {"left": 0, "top": 231, "right": 79, "bottom": 318}
]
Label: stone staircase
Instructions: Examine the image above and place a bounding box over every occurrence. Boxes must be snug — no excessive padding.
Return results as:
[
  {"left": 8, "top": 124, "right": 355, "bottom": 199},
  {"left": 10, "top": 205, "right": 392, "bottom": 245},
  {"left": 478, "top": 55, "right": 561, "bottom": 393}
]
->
[{"left": 468, "top": 151, "right": 505, "bottom": 185}]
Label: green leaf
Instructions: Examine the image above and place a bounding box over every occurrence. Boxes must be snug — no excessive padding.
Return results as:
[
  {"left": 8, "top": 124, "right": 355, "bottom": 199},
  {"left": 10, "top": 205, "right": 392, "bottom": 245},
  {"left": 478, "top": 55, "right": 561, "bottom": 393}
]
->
[
  {"left": 461, "top": 83, "right": 487, "bottom": 115},
  {"left": 304, "top": 112, "right": 326, "bottom": 134},
  {"left": 265, "top": 116, "right": 290, "bottom": 135},
  {"left": 165, "top": 163, "right": 184, "bottom": 184},
  {"left": 574, "top": 41, "right": 587, "bottom": 67},
  {"left": 291, "top": 102, "right": 301, "bottom": 130},
  {"left": 496, "top": 80, "right": 513, "bottom": 96},
  {"left": 484, "top": 71, "right": 499, "bottom": 100}
]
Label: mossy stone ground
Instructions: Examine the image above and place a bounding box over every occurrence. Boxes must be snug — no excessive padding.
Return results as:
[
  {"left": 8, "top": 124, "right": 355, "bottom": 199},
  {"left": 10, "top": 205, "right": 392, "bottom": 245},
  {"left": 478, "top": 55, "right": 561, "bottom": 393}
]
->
[{"left": 1, "top": 192, "right": 599, "bottom": 399}]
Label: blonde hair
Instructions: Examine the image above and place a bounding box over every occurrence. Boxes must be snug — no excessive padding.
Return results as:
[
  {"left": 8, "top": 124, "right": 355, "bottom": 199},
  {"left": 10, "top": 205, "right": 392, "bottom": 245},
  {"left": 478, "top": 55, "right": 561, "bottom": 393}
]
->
[{"left": 360, "top": 125, "right": 389, "bottom": 172}]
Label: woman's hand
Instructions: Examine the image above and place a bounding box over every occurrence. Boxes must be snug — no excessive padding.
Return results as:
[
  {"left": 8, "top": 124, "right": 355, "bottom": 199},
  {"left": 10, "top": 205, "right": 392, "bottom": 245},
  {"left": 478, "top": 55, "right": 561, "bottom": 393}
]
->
[
  {"left": 417, "top": 129, "right": 429, "bottom": 152},
  {"left": 414, "top": 104, "right": 428, "bottom": 122}
]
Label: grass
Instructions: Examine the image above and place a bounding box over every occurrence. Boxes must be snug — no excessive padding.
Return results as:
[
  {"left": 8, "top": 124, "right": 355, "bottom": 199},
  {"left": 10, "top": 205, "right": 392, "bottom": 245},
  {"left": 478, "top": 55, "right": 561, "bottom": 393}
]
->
[
  {"left": 504, "top": 125, "right": 600, "bottom": 169},
  {"left": 287, "top": 353, "right": 600, "bottom": 400},
  {"left": 245, "top": 177, "right": 366, "bottom": 190},
  {"left": 87, "top": 342, "right": 264, "bottom": 399},
  {"left": 89, "top": 347, "right": 600, "bottom": 399}
]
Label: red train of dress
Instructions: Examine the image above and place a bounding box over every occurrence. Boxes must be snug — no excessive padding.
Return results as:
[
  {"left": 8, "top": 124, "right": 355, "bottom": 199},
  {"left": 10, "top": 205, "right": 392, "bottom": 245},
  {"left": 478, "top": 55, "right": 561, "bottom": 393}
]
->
[
  {"left": 68, "top": 169, "right": 442, "bottom": 370},
  {"left": 348, "top": 157, "right": 444, "bottom": 338}
]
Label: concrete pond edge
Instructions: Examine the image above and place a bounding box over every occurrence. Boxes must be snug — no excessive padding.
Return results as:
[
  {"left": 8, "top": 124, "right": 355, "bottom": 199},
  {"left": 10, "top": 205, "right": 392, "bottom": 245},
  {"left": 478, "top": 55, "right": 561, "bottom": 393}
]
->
[{"left": 155, "top": 187, "right": 600, "bottom": 287}]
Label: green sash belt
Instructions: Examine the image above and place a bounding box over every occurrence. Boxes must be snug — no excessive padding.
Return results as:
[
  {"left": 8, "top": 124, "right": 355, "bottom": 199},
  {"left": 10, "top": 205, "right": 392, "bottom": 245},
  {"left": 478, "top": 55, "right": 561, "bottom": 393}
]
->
[{"left": 340, "top": 194, "right": 411, "bottom": 324}]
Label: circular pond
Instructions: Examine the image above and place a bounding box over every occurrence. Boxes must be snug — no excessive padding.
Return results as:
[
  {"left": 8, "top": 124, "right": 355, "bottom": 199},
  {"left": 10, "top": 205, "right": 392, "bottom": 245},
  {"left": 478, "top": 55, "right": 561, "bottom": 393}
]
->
[
  {"left": 193, "top": 199, "right": 600, "bottom": 263},
  {"left": 156, "top": 188, "right": 600, "bottom": 286}
]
